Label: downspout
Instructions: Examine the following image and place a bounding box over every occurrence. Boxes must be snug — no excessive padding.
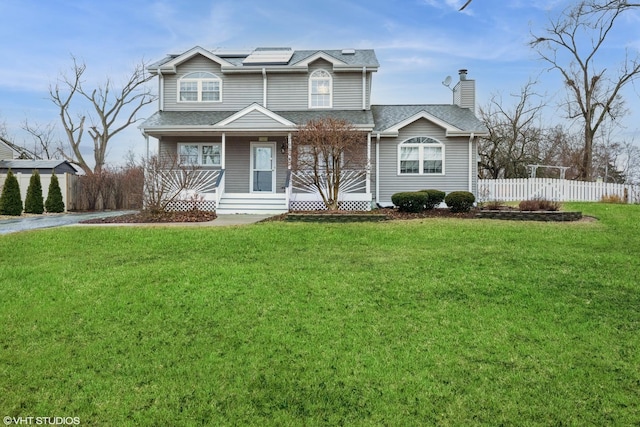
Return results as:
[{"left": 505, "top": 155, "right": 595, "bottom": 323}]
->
[
  {"left": 362, "top": 67, "right": 367, "bottom": 110},
  {"left": 158, "top": 70, "right": 164, "bottom": 111},
  {"left": 366, "top": 132, "right": 371, "bottom": 198},
  {"left": 468, "top": 133, "right": 475, "bottom": 194},
  {"left": 262, "top": 67, "right": 267, "bottom": 108},
  {"left": 375, "top": 132, "right": 380, "bottom": 206}
]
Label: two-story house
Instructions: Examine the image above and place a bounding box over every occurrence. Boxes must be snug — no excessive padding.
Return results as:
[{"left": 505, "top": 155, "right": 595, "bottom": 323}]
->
[{"left": 140, "top": 46, "right": 488, "bottom": 213}]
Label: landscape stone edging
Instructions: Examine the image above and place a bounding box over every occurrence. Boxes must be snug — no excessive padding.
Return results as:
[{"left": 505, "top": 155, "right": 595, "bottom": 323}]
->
[
  {"left": 286, "top": 213, "right": 388, "bottom": 223},
  {"left": 475, "top": 210, "right": 582, "bottom": 221}
]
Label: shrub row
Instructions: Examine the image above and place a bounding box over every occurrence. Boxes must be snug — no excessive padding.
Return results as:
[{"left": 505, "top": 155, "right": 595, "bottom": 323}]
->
[
  {"left": 0, "top": 170, "right": 65, "bottom": 216},
  {"left": 391, "top": 189, "right": 475, "bottom": 213}
]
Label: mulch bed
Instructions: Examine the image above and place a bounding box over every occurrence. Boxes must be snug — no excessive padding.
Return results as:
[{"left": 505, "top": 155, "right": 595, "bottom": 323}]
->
[
  {"left": 79, "top": 208, "right": 474, "bottom": 224},
  {"left": 79, "top": 210, "right": 217, "bottom": 224},
  {"left": 78, "top": 207, "right": 591, "bottom": 224}
]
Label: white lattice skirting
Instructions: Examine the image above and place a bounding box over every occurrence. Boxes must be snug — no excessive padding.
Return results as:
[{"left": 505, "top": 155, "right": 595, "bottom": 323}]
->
[
  {"left": 165, "top": 200, "right": 217, "bottom": 212},
  {"left": 289, "top": 200, "right": 371, "bottom": 211}
]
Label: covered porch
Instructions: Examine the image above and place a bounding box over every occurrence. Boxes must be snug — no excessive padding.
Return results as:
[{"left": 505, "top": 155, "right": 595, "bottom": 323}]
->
[
  {"left": 141, "top": 106, "right": 374, "bottom": 213},
  {"left": 146, "top": 131, "right": 372, "bottom": 214}
]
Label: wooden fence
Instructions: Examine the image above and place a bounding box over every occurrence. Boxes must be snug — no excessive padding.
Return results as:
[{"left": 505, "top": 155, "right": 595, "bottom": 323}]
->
[
  {"left": 477, "top": 178, "right": 640, "bottom": 204},
  {"left": 0, "top": 172, "right": 77, "bottom": 212}
]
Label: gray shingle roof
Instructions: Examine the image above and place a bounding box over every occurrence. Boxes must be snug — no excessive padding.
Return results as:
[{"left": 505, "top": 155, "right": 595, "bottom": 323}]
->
[
  {"left": 148, "top": 48, "right": 379, "bottom": 71},
  {"left": 141, "top": 110, "right": 374, "bottom": 129},
  {"left": 141, "top": 111, "right": 237, "bottom": 128},
  {"left": 371, "top": 105, "right": 488, "bottom": 133},
  {"left": 141, "top": 106, "right": 486, "bottom": 134},
  {"left": 0, "top": 159, "right": 79, "bottom": 173}
]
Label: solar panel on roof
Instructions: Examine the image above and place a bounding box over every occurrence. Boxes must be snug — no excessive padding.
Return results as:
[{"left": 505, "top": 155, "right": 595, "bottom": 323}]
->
[{"left": 242, "top": 49, "right": 294, "bottom": 65}]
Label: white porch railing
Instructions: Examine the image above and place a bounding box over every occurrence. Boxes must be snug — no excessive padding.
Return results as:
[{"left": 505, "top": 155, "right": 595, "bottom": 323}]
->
[
  {"left": 478, "top": 178, "right": 640, "bottom": 204},
  {"left": 290, "top": 169, "right": 371, "bottom": 210},
  {"left": 291, "top": 169, "right": 368, "bottom": 194},
  {"left": 162, "top": 169, "right": 223, "bottom": 211}
]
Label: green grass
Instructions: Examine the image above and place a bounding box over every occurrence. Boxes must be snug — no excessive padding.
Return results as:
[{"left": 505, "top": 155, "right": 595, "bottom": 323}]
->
[{"left": 1, "top": 203, "right": 639, "bottom": 425}]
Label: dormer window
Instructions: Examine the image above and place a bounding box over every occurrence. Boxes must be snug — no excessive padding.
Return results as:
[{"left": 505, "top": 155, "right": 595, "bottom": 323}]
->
[
  {"left": 178, "top": 72, "right": 221, "bottom": 102},
  {"left": 398, "top": 137, "right": 445, "bottom": 175},
  {"left": 309, "top": 69, "right": 332, "bottom": 108}
]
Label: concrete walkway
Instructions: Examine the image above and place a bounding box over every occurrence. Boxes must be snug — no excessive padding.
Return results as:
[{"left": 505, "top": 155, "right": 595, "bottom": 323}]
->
[{"left": 0, "top": 212, "right": 273, "bottom": 235}]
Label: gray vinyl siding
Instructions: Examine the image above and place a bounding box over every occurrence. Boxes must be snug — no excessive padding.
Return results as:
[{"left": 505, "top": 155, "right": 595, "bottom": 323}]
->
[
  {"left": 228, "top": 111, "right": 289, "bottom": 129},
  {"left": 162, "top": 54, "right": 374, "bottom": 112},
  {"left": 453, "top": 80, "right": 476, "bottom": 111},
  {"left": 0, "top": 144, "right": 13, "bottom": 160},
  {"left": 267, "top": 74, "right": 307, "bottom": 110},
  {"left": 158, "top": 136, "right": 223, "bottom": 167},
  {"left": 225, "top": 136, "right": 288, "bottom": 193},
  {"left": 163, "top": 55, "right": 263, "bottom": 111},
  {"left": 377, "top": 119, "right": 474, "bottom": 204}
]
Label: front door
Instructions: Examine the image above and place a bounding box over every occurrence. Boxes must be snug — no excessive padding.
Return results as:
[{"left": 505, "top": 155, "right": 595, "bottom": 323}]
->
[{"left": 250, "top": 143, "right": 275, "bottom": 192}]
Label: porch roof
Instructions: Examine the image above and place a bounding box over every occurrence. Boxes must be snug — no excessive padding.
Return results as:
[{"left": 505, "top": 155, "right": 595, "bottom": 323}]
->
[{"left": 140, "top": 109, "right": 375, "bottom": 133}]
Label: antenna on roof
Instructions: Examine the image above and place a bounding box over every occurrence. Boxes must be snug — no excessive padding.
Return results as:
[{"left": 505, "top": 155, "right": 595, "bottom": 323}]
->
[{"left": 442, "top": 75, "right": 454, "bottom": 103}]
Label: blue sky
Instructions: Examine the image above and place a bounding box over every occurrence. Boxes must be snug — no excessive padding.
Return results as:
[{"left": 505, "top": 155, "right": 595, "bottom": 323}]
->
[{"left": 1, "top": 0, "right": 639, "bottom": 166}]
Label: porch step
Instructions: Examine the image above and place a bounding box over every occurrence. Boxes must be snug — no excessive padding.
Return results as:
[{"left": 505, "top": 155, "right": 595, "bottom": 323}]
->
[{"left": 217, "top": 193, "right": 288, "bottom": 215}]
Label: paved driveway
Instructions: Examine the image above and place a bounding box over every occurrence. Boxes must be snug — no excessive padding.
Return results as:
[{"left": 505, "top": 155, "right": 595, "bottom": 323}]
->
[
  {"left": 0, "top": 211, "right": 136, "bottom": 235},
  {"left": 0, "top": 212, "right": 272, "bottom": 235}
]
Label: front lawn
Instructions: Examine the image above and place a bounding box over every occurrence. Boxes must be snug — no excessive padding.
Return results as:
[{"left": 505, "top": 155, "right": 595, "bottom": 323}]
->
[{"left": 1, "top": 203, "right": 638, "bottom": 425}]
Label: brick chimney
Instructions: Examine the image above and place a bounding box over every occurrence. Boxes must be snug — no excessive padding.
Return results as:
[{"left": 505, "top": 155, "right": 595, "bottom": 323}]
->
[{"left": 453, "top": 69, "right": 475, "bottom": 112}]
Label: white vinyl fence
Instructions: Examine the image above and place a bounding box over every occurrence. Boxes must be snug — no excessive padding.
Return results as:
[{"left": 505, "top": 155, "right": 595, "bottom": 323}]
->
[
  {"left": 0, "top": 172, "right": 75, "bottom": 212},
  {"left": 478, "top": 178, "right": 640, "bottom": 204}
]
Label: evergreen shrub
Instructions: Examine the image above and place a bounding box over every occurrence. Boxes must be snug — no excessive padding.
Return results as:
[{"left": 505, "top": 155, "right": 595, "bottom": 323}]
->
[
  {"left": 25, "top": 170, "right": 44, "bottom": 214},
  {"left": 45, "top": 173, "right": 65, "bottom": 213},
  {"left": 420, "top": 189, "right": 446, "bottom": 210},
  {"left": 445, "top": 191, "right": 475, "bottom": 213},
  {"left": 391, "top": 192, "right": 428, "bottom": 213},
  {"left": 0, "top": 170, "right": 23, "bottom": 216}
]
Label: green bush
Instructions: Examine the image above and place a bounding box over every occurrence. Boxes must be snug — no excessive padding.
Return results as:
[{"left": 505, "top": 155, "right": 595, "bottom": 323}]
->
[
  {"left": 445, "top": 191, "right": 475, "bottom": 213},
  {"left": 391, "top": 192, "right": 428, "bottom": 213},
  {"left": 45, "top": 173, "right": 65, "bottom": 213},
  {"left": 420, "top": 189, "right": 446, "bottom": 210},
  {"left": 24, "top": 170, "right": 44, "bottom": 214},
  {"left": 0, "top": 170, "right": 23, "bottom": 216}
]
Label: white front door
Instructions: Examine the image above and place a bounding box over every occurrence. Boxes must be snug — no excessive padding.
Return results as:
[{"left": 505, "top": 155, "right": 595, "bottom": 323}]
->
[{"left": 250, "top": 143, "right": 275, "bottom": 192}]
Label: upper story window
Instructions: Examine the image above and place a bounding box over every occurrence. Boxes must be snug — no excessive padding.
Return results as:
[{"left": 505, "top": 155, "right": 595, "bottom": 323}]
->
[
  {"left": 178, "top": 143, "right": 221, "bottom": 166},
  {"left": 178, "top": 72, "right": 221, "bottom": 102},
  {"left": 309, "top": 69, "right": 332, "bottom": 108},
  {"left": 398, "top": 136, "right": 444, "bottom": 175}
]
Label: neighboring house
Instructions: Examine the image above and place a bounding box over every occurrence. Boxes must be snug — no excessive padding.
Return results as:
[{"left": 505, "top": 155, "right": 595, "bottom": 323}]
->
[
  {"left": 0, "top": 136, "right": 37, "bottom": 160},
  {"left": 0, "top": 159, "right": 79, "bottom": 175},
  {"left": 140, "top": 46, "right": 488, "bottom": 213}
]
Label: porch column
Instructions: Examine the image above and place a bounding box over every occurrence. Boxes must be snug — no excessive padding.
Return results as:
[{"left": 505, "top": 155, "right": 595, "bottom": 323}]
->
[
  {"left": 287, "top": 132, "right": 292, "bottom": 170},
  {"left": 366, "top": 132, "right": 371, "bottom": 195},
  {"left": 221, "top": 132, "right": 226, "bottom": 169}
]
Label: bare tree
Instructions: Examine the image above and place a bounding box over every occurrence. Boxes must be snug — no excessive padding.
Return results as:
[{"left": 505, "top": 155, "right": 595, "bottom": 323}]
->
[
  {"left": 50, "top": 56, "right": 156, "bottom": 175},
  {"left": 530, "top": 0, "right": 640, "bottom": 180},
  {"left": 21, "top": 120, "right": 58, "bottom": 159},
  {"left": 292, "top": 118, "right": 367, "bottom": 210},
  {"left": 478, "top": 80, "right": 546, "bottom": 178},
  {"left": 0, "top": 115, "right": 8, "bottom": 140}
]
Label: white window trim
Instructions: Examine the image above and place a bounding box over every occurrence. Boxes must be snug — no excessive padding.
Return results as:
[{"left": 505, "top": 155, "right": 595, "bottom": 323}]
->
[
  {"left": 177, "top": 72, "right": 222, "bottom": 103},
  {"left": 177, "top": 143, "right": 222, "bottom": 166},
  {"left": 308, "top": 69, "right": 332, "bottom": 109},
  {"left": 397, "top": 136, "right": 445, "bottom": 175}
]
